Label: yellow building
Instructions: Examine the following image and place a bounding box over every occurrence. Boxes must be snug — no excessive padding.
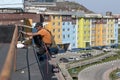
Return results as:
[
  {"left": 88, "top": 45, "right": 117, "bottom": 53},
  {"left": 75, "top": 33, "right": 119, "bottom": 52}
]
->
[
  {"left": 44, "top": 14, "right": 62, "bottom": 44},
  {"left": 77, "top": 17, "right": 90, "bottom": 48}
]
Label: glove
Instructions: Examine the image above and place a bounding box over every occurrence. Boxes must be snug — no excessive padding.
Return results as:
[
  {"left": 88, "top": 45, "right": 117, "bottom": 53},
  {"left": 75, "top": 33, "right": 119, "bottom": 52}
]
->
[
  {"left": 25, "top": 37, "right": 30, "bottom": 40},
  {"left": 19, "top": 30, "right": 26, "bottom": 34}
]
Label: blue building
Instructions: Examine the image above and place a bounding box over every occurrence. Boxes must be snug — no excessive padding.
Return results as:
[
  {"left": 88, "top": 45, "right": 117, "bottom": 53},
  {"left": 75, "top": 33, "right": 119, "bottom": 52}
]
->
[
  {"left": 113, "top": 19, "right": 118, "bottom": 47},
  {"left": 62, "top": 15, "right": 77, "bottom": 50}
]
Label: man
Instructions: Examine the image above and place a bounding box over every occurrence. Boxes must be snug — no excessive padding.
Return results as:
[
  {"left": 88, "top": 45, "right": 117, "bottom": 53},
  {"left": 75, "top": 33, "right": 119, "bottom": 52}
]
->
[{"left": 21, "top": 22, "right": 52, "bottom": 57}]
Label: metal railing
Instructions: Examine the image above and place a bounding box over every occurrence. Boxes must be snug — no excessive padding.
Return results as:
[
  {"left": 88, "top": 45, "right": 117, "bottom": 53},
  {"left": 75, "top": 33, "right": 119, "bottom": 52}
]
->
[{"left": 0, "top": 25, "right": 18, "bottom": 80}]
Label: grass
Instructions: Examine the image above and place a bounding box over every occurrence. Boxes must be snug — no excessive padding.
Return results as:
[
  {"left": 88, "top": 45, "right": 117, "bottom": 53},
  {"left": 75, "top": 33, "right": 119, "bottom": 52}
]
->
[
  {"left": 68, "top": 27, "right": 120, "bottom": 80},
  {"left": 68, "top": 49, "right": 120, "bottom": 80},
  {"left": 118, "top": 28, "right": 120, "bottom": 43},
  {"left": 69, "top": 52, "right": 107, "bottom": 64},
  {"left": 109, "top": 68, "right": 120, "bottom": 80}
]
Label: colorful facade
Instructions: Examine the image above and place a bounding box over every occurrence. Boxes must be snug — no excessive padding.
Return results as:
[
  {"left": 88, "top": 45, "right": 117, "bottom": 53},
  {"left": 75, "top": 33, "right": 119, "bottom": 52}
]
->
[
  {"left": 62, "top": 15, "right": 77, "bottom": 49},
  {"left": 106, "top": 18, "right": 118, "bottom": 46},
  {"left": 91, "top": 18, "right": 105, "bottom": 47},
  {"left": 44, "top": 14, "right": 62, "bottom": 44},
  {"left": 77, "top": 18, "right": 91, "bottom": 48},
  {"left": 42, "top": 12, "right": 118, "bottom": 50}
]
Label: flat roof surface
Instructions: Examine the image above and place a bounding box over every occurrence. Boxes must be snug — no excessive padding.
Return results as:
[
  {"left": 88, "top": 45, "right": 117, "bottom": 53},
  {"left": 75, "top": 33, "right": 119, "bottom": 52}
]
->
[{"left": 0, "top": 43, "right": 57, "bottom": 80}]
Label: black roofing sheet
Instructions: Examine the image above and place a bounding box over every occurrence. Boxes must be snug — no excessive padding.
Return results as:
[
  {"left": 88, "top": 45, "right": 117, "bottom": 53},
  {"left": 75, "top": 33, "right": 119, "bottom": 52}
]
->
[{"left": 0, "top": 25, "right": 15, "bottom": 43}]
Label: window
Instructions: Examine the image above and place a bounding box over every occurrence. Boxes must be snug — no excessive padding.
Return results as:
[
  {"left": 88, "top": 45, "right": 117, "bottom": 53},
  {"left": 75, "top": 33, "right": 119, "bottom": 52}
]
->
[
  {"left": 53, "top": 29, "right": 55, "bottom": 32},
  {"left": 53, "top": 35, "right": 55, "bottom": 39},
  {"left": 53, "top": 16, "right": 55, "bottom": 19},
  {"left": 68, "top": 22, "right": 70, "bottom": 25},
  {"left": 63, "top": 28, "right": 65, "bottom": 31},
  {"left": 58, "top": 35, "right": 60, "bottom": 38},
  {"left": 73, "top": 37, "right": 75, "bottom": 40},
  {"left": 84, "top": 36, "right": 86, "bottom": 39},
  {"left": 58, "top": 22, "right": 60, "bottom": 26},
  {"left": 63, "top": 35, "right": 65, "bottom": 39},
  {"left": 58, "top": 29, "right": 60, "bottom": 32},
  {"left": 92, "top": 24, "right": 95, "bottom": 28},
  {"left": 63, "top": 22, "right": 65, "bottom": 25},
  {"left": 73, "top": 25, "right": 75, "bottom": 28},
  {"left": 62, "top": 16, "right": 66, "bottom": 20},
  {"left": 58, "top": 16, "right": 60, "bottom": 19},
  {"left": 72, "top": 43, "right": 75, "bottom": 46},
  {"left": 68, "top": 35, "right": 70, "bottom": 38},
  {"left": 52, "top": 22, "right": 55, "bottom": 26},
  {"left": 44, "top": 16, "right": 49, "bottom": 20},
  {"left": 67, "top": 28, "right": 70, "bottom": 31},
  {"left": 53, "top": 35, "right": 55, "bottom": 38},
  {"left": 84, "top": 31, "right": 86, "bottom": 34}
]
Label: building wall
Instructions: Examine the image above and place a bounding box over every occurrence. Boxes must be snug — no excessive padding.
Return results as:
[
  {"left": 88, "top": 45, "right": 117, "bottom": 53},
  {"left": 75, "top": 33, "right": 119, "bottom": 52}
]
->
[
  {"left": 77, "top": 18, "right": 84, "bottom": 48},
  {"left": 90, "top": 17, "right": 119, "bottom": 48},
  {"left": 44, "top": 15, "right": 62, "bottom": 44},
  {"left": 102, "top": 19, "right": 107, "bottom": 46},
  {"left": 37, "top": 14, "right": 119, "bottom": 49},
  {"left": 62, "top": 20, "right": 76, "bottom": 49},
  {"left": 95, "top": 22, "right": 103, "bottom": 46},
  {"left": 91, "top": 19, "right": 95, "bottom": 47},
  {"left": 0, "top": 13, "right": 40, "bottom": 25},
  {"left": 114, "top": 19, "right": 118, "bottom": 45},
  {"left": 83, "top": 18, "right": 90, "bottom": 48},
  {"left": 77, "top": 18, "right": 91, "bottom": 48},
  {"left": 107, "top": 19, "right": 115, "bottom": 45}
]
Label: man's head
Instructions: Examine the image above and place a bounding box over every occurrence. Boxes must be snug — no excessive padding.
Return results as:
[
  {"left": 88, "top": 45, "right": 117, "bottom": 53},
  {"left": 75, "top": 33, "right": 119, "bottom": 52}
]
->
[{"left": 34, "top": 22, "right": 43, "bottom": 30}]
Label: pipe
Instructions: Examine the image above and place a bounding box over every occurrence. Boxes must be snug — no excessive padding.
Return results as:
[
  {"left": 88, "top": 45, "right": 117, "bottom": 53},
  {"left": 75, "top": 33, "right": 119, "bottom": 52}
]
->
[{"left": 0, "top": 25, "right": 18, "bottom": 80}]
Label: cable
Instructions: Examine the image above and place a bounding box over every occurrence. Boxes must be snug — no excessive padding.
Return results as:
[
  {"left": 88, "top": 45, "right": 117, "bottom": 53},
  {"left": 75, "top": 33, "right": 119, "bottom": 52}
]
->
[{"left": 26, "top": 47, "right": 31, "bottom": 80}]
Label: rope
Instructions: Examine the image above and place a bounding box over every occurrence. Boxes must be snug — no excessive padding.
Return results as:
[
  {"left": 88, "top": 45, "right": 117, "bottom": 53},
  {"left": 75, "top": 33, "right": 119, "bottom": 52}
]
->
[
  {"left": 17, "top": 26, "right": 64, "bottom": 80},
  {"left": 32, "top": 46, "right": 45, "bottom": 80},
  {"left": 41, "top": 42, "right": 52, "bottom": 74},
  {"left": 42, "top": 42, "right": 66, "bottom": 80}
]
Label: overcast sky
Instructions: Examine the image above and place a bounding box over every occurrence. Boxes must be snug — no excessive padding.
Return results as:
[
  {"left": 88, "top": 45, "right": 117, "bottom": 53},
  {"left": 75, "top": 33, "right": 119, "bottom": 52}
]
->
[
  {"left": 0, "top": 0, "right": 23, "bottom": 8},
  {"left": 74, "top": 0, "right": 120, "bottom": 15},
  {"left": 0, "top": 0, "right": 120, "bottom": 15}
]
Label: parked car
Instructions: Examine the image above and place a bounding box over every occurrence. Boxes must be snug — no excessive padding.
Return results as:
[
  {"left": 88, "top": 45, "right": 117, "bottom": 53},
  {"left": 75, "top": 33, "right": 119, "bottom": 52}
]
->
[
  {"left": 68, "top": 57, "right": 76, "bottom": 61},
  {"left": 59, "top": 57, "right": 69, "bottom": 63},
  {"left": 80, "top": 54, "right": 87, "bottom": 58},
  {"left": 58, "top": 49, "right": 66, "bottom": 53},
  {"left": 92, "top": 46, "right": 102, "bottom": 50},
  {"left": 103, "top": 47, "right": 111, "bottom": 52},
  {"left": 80, "top": 53, "right": 93, "bottom": 58},
  {"left": 86, "top": 53, "right": 93, "bottom": 57},
  {"left": 70, "top": 48, "right": 82, "bottom": 52}
]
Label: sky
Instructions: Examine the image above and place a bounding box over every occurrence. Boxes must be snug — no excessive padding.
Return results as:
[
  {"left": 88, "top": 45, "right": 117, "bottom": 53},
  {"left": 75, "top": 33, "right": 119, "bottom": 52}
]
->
[
  {"left": 0, "top": 0, "right": 23, "bottom": 9},
  {"left": 0, "top": 0, "right": 120, "bottom": 15},
  {"left": 74, "top": 0, "right": 120, "bottom": 15}
]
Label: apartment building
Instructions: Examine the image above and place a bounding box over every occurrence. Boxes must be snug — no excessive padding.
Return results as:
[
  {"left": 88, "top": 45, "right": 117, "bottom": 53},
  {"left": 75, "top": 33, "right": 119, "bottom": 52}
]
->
[
  {"left": 43, "top": 11, "right": 82, "bottom": 50},
  {"left": 77, "top": 14, "right": 118, "bottom": 49}
]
